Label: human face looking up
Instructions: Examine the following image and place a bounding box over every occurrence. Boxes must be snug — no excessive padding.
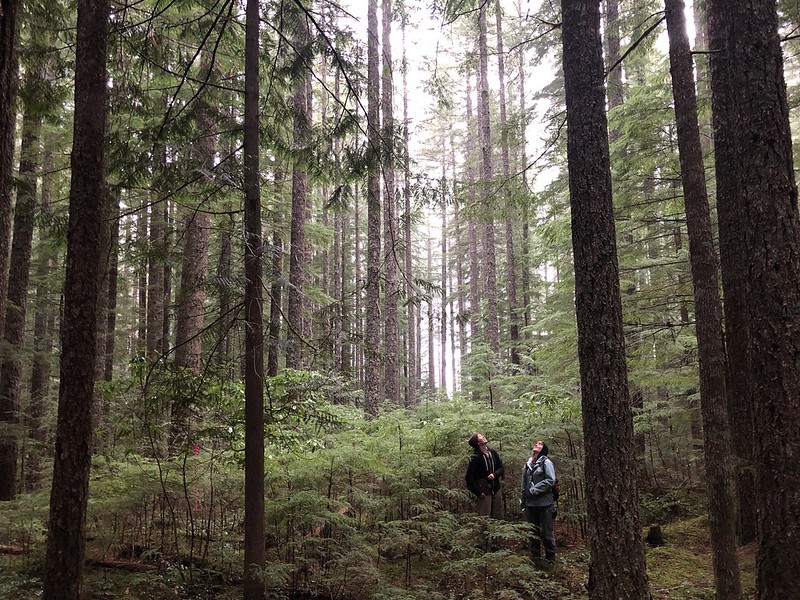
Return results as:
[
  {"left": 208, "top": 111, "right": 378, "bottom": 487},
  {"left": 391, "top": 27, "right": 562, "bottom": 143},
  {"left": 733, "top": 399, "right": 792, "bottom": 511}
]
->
[{"left": 532, "top": 440, "right": 544, "bottom": 457}]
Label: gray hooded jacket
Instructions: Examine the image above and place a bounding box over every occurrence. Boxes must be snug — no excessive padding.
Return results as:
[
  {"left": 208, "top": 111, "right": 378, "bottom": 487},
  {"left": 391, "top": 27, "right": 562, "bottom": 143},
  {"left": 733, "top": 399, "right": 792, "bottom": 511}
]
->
[{"left": 520, "top": 454, "right": 556, "bottom": 507}]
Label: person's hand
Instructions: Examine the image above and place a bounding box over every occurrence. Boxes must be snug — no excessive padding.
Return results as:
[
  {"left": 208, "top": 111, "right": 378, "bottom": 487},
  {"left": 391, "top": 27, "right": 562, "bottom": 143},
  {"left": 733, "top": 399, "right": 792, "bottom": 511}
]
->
[{"left": 487, "top": 473, "right": 495, "bottom": 480}]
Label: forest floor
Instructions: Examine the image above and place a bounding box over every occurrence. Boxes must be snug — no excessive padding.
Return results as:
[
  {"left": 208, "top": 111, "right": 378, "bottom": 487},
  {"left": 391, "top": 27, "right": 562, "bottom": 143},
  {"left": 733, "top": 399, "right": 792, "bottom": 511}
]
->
[{"left": 0, "top": 514, "right": 757, "bottom": 599}]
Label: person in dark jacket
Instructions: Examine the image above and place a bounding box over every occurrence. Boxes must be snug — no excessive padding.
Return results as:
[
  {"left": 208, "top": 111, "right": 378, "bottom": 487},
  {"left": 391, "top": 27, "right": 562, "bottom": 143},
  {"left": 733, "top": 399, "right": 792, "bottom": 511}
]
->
[
  {"left": 465, "top": 432, "right": 505, "bottom": 518},
  {"left": 520, "top": 440, "right": 557, "bottom": 562}
]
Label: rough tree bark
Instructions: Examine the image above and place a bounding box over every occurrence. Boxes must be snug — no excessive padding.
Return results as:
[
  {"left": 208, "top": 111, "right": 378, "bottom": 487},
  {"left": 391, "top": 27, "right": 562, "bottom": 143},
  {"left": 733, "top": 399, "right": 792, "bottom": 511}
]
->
[
  {"left": 364, "top": 0, "right": 382, "bottom": 417},
  {"left": 171, "top": 53, "right": 215, "bottom": 450},
  {"left": 382, "top": 0, "right": 400, "bottom": 405},
  {"left": 561, "top": 0, "right": 650, "bottom": 597},
  {"left": 477, "top": 5, "right": 499, "bottom": 362},
  {"left": 495, "top": 3, "right": 520, "bottom": 365},
  {"left": 707, "top": 2, "right": 800, "bottom": 597},
  {"left": 665, "top": 1, "right": 741, "bottom": 597},
  {"left": 43, "top": 0, "right": 110, "bottom": 596},
  {"left": 243, "top": 0, "right": 265, "bottom": 596},
  {"left": 705, "top": 0, "right": 756, "bottom": 547},
  {"left": 402, "top": 20, "right": 415, "bottom": 405},
  {"left": 286, "top": 3, "right": 311, "bottom": 372}
]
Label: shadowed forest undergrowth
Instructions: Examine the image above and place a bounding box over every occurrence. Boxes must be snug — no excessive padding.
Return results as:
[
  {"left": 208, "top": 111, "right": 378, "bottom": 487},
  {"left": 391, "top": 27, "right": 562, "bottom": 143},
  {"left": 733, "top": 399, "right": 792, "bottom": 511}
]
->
[{"left": 0, "top": 388, "right": 756, "bottom": 599}]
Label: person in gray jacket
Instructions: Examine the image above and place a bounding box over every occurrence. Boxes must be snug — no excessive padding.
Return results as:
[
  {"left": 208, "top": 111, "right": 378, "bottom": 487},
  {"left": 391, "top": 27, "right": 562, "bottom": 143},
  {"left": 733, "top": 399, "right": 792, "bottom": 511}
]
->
[{"left": 520, "top": 440, "right": 557, "bottom": 562}]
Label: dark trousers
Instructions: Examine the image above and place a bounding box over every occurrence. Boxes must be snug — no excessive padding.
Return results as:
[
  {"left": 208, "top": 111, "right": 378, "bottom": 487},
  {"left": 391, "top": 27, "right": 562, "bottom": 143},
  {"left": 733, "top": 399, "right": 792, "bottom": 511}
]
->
[{"left": 524, "top": 504, "right": 556, "bottom": 559}]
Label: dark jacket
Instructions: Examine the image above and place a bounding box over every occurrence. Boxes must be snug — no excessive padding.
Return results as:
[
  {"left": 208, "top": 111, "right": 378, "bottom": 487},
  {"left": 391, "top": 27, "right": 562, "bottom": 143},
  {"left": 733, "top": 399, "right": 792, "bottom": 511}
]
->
[{"left": 465, "top": 447, "right": 505, "bottom": 497}]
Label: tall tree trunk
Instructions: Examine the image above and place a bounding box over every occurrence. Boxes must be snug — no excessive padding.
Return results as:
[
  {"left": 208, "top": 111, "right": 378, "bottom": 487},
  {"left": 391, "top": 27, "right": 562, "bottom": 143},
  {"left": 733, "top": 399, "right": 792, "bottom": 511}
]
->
[
  {"left": 704, "top": 0, "right": 755, "bottom": 547},
  {"left": 146, "top": 131, "right": 166, "bottom": 359},
  {"left": 267, "top": 167, "right": 285, "bottom": 378},
  {"left": 0, "top": 0, "right": 18, "bottom": 341},
  {"left": 145, "top": 201, "right": 166, "bottom": 359},
  {"left": 340, "top": 205, "right": 352, "bottom": 378},
  {"left": 104, "top": 190, "right": 120, "bottom": 383},
  {"left": 402, "top": 20, "right": 415, "bottom": 406},
  {"left": 465, "top": 76, "right": 480, "bottom": 346},
  {"left": 561, "top": 1, "right": 650, "bottom": 598},
  {"left": 215, "top": 209, "right": 233, "bottom": 366},
  {"left": 454, "top": 199, "right": 467, "bottom": 387},
  {"left": 477, "top": 5, "right": 499, "bottom": 362},
  {"left": 495, "top": 3, "right": 520, "bottom": 365},
  {"left": 440, "top": 163, "right": 447, "bottom": 393},
  {"left": 665, "top": 1, "right": 741, "bottom": 597},
  {"left": 364, "top": 0, "right": 382, "bottom": 417},
  {"left": 708, "top": 2, "right": 800, "bottom": 597},
  {"left": 0, "top": 90, "right": 41, "bottom": 500},
  {"left": 171, "top": 59, "right": 215, "bottom": 449},
  {"left": 286, "top": 4, "right": 311, "bottom": 372},
  {"left": 136, "top": 208, "right": 148, "bottom": 354},
  {"left": 516, "top": 35, "right": 532, "bottom": 330},
  {"left": 427, "top": 233, "right": 435, "bottom": 394},
  {"left": 27, "top": 148, "right": 57, "bottom": 490},
  {"left": 354, "top": 183, "right": 362, "bottom": 385},
  {"left": 381, "top": 0, "right": 400, "bottom": 405},
  {"left": 43, "top": 0, "right": 110, "bottom": 596},
  {"left": 92, "top": 188, "right": 112, "bottom": 445},
  {"left": 243, "top": 0, "right": 265, "bottom": 595}
]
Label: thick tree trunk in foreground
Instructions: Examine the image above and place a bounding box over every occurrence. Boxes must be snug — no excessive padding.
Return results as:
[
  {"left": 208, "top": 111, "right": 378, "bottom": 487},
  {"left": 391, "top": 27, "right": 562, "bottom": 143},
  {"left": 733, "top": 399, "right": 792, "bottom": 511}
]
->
[
  {"left": 705, "top": 0, "right": 756, "bottom": 547},
  {"left": 243, "top": 1, "right": 265, "bottom": 597},
  {"left": 708, "top": 2, "right": 800, "bottom": 598},
  {"left": 43, "top": 0, "right": 110, "bottom": 597},
  {"left": 561, "top": 1, "right": 650, "bottom": 598},
  {"left": 665, "top": 1, "right": 741, "bottom": 597}
]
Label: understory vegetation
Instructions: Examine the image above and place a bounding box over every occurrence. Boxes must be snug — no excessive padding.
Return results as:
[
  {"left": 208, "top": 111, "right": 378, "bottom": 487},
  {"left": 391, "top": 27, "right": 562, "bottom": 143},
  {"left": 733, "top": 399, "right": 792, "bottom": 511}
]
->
[{"left": 0, "top": 370, "right": 755, "bottom": 599}]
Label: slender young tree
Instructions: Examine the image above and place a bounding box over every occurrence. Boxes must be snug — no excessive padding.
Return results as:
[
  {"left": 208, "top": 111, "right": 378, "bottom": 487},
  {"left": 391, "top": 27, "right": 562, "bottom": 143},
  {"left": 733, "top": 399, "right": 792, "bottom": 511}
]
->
[
  {"left": 243, "top": 0, "right": 265, "bottom": 596},
  {"left": 561, "top": 0, "right": 650, "bottom": 597},
  {"left": 707, "top": 2, "right": 800, "bottom": 597},
  {"left": 43, "top": 0, "right": 110, "bottom": 596},
  {"left": 665, "top": 1, "right": 741, "bottom": 597}
]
